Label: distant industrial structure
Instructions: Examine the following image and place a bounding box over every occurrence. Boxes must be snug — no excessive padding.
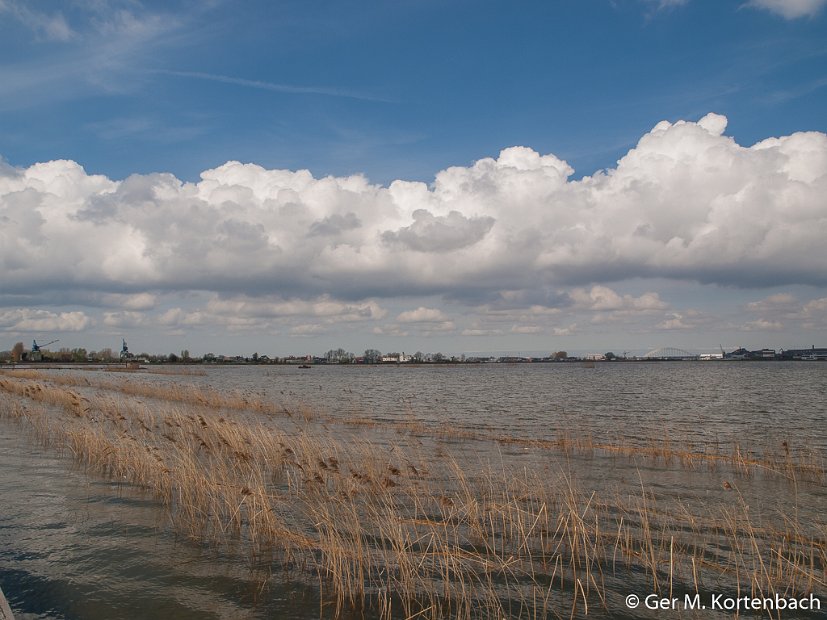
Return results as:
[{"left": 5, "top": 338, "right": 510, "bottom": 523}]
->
[
  {"left": 641, "top": 347, "right": 696, "bottom": 361},
  {"left": 640, "top": 345, "right": 827, "bottom": 361},
  {"left": 778, "top": 346, "right": 827, "bottom": 361}
]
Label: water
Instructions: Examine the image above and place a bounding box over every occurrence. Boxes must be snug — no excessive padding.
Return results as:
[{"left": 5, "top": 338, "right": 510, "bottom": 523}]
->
[
  {"left": 190, "top": 361, "right": 827, "bottom": 450},
  {"left": 1, "top": 362, "right": 825, "bottom": 618},
  {"left": 0, "top": 423, "right": 330, "bottom": 620}
]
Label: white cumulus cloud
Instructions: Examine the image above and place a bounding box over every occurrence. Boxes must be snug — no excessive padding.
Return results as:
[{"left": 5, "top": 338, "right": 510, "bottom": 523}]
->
[
  {"left": 569, "top": 287, "right": 669, "bottom": 312},
  {"left": 396, "top": 307, "right": 451, "bottom": 323},
  {"left": 0, "top": 309, "right": 92, "bottom": 332},
  {"left": 1, "top": 113, "right": 826, "bottom": 329}
]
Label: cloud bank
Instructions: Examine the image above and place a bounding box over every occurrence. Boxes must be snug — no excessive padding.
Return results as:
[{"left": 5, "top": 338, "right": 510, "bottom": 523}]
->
[{"left": 2, "top": 113, "right": 825, "bottom": 313}]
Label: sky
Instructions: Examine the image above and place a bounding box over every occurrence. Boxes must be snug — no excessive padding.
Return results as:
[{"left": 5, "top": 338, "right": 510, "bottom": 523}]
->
[{"left": 1, "top": 0, "right": 826, "bottom": 358}]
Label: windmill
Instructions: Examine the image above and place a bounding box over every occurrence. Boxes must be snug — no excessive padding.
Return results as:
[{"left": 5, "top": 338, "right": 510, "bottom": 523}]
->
[
  {"left": 30, "top": 339, "right": 59, "bottom": 362},
  {"left": 32, "top": 339, "right": 59, "bottom": 352}
]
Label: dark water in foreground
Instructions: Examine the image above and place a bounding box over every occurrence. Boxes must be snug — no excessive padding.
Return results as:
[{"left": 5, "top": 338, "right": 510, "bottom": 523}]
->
[
  {"left": 0, "top": 362, "right": 825, "bottom": 619},
  {"left": 0, "top": 429, "right": 329, "bottom": 620}
]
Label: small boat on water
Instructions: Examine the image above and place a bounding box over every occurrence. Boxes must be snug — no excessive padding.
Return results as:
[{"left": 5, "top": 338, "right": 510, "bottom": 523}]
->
[{"left": 298, "top": 364, "right": 312, "bottom": 369}]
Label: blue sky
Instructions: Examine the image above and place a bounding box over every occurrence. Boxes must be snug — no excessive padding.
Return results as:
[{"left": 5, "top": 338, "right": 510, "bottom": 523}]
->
[
  {"left": 4, "top": 0, "right": 825, "bottom": 184},
  {"left": 1, "top": 0, "right": 826, "bottom": 357}
]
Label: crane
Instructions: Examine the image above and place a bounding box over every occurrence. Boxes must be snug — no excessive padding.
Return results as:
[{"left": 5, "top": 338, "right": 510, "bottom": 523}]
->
[{"left": 32, "top": 339, "right": 59, "bottom": 352}]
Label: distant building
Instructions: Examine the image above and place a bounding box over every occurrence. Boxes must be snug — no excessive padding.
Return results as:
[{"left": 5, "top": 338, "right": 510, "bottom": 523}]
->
[
  {"left": 779, "top": 347, "right": 827, "bottom": 360},
  {"left": 381, "top": 353, "right": 412, "bottom": 363},
  {"left": 725, "top": 347, "right": 750, "bottom": 360}
]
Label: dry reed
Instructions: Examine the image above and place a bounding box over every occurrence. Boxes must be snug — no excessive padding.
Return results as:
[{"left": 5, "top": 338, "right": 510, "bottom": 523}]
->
[{"left": 0, "top": 370, "right": 823, "bottom": 619}]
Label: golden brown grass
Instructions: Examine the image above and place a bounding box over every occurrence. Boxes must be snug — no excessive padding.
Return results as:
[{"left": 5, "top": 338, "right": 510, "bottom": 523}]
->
[
  {"left": 0, "top": 370, "right": 824, "bottom": 619},
  {"left": 5, "top": 369, "right": 821, "bottom": 482}
]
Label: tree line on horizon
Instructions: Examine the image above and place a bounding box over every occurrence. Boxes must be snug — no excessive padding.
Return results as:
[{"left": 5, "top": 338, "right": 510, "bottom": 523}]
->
[{"left": 2, "top": 342, "right": 575, "bottom": 365}]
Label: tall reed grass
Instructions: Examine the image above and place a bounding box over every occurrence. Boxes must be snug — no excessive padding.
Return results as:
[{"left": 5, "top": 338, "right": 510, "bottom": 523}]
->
[{"left": 0, "top": 369, "right": 824, "bottom": 619}]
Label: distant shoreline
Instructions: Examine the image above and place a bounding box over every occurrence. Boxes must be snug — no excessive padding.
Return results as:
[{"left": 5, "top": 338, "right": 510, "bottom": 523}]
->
[{"left": 2, "top": 357, "right": 824, "bottom": 372}]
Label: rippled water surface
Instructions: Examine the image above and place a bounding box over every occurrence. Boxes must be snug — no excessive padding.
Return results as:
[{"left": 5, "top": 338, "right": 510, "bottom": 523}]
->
[
  {"left": 1, "top": 362, "right": 825, "bottom": 619},
  {"left": 0, "top": 424, "right": 332, "bottom": 620},
  {"left": 192, "top": 361, "right": 827, "bottom": 450}
]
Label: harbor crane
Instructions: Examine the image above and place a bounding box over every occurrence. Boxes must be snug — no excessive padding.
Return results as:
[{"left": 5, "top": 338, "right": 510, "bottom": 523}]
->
[{"left": 32, "top": 339, "right": 59, "bottom": 352}]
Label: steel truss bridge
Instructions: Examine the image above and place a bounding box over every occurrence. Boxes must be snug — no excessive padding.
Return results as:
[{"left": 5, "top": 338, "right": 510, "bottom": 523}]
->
[{"left": 641, "top": 347, "right": 698, "bottom": 360}]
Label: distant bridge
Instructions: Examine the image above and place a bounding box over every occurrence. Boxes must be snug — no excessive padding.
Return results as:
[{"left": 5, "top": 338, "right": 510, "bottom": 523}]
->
[{"left": 641, "top": 347, "right": 698, "bottom": 360}]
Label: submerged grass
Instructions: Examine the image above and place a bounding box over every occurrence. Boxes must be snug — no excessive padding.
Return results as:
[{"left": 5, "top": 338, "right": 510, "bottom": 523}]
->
[{"left": 0, "top": 369, "right": 824, "bottom": 619}]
